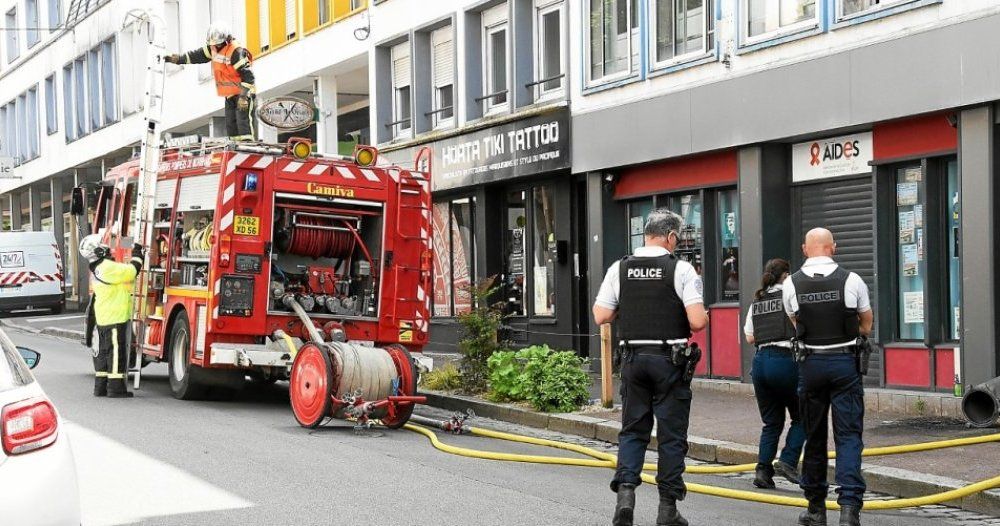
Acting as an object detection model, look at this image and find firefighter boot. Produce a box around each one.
[655,496,688,526]
[774,460,801,485]
[93,377,107,397]
[107,379,134,399]
[753,464,775,489]
[612,483,635,526]
[838,505,861,526]
[798,498,827,526]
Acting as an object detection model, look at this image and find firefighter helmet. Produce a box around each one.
[79,234,110,263]
[206,22,233,46]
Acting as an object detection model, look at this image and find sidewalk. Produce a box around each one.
[422,380,1000,515]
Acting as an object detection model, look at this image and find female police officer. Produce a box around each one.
[593,208,708,526]
[744,258,804,489]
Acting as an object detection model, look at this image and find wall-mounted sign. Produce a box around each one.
[792,132,873,183]
[257,96,316,132]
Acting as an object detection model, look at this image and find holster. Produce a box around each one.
[682,344,702,383]
[792,339,809,363]
[856,337,874,375]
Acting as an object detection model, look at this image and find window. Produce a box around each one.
[746,0,816,41]
[390,41,411,139]
[504,186,558,318]
[101,39,117,124]
[532,186,557,316]
[664,192,704,274]
[16,95,27,164]
[45,75,57,135]
[245,0,300,55]
[535,1,564,98]
[73,57,86,138]
[652,0,715,66]
[1,103,16,162]
[718,189,739,302]
[6,8,19,63]
[505,190,528,316]
[430,27,454,128]
[432,197,476,317]
[26,0,40,48]
[87,48,101,130]
[895,165,925,340]
[946,160,960,341]
[25,87,39,161]
[627,198,653,251]
[841,0,904,18]
[63,64,74,140]
[48,0,62,29]
[588,0,638,84]
[0,106,7,159]
[483,6,509,114]
[63,40,118,142]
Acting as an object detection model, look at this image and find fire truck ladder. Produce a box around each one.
[123,8,167,390]
[390,167,433,324]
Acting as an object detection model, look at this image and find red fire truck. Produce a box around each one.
[73,140,432,427]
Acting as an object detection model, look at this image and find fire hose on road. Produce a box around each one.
[403,415,1000,511]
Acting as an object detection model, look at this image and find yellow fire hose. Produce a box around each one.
[404,423,1000,511]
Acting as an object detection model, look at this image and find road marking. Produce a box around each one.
[26,314,85,322]
[65,422,253,526]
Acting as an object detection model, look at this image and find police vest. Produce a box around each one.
[617,254,691,341]
[790,266,860,346]
[212,41,250,97]
[750,289,795,346]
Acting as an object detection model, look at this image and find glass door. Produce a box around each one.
[504,190,527,317]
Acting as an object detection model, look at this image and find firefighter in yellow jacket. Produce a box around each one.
[80,234,144,398]
[164,23,256,140]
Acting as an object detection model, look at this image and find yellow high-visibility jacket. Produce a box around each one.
[91,258,140,326]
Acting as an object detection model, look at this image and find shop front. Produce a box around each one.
[611,151,742,379]
[384,107,578,354]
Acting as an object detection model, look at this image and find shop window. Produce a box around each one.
[946,160,960,341]
[534,1,564,99]
[587,0,638,84]
[895,165,925,340]
[505,190,528,316]
[718,189,739,302]
[840,0,905,19]
[651,0,714,67]
[430,26,454,128]
[627,197,653,251]
[432,197,476,317]
[664,192,703,273]
[744,0,816,42]
[503,186,560,317]
[390,41,412,139]
[532,187,557,316]
[482,5,509,114]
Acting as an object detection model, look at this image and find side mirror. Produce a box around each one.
[71,187,85,216]
[16,347,41,369]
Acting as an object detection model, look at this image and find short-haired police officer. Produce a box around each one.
[783,228,874,526]
[593,208,709,526]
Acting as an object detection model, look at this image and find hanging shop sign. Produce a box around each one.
[257,96,317,132]
[792,132,873,183]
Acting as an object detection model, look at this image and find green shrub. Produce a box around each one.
[457,276,510,393]
[486,344,591,413]
[420,363,462,391]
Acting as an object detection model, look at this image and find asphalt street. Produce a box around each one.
[4,319,997,526]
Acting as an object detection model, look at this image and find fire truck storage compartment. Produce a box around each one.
[268,194,384,319]
[172,173,219,288]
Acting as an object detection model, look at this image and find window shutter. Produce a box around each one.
[392,42,410,88]
[258,0,270,49]
[284,0,296,37]
[432,31,453,89]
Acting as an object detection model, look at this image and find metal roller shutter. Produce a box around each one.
[796,175,880,383]
[153,178,177,209]
[177,174,220,212]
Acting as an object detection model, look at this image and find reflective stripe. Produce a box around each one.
[248,97,256,139]
[108,373,125,379]
[233,57,249,70]
[111,327,120,375]
[95,372,108,378]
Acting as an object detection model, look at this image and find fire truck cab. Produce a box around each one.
[73,141,432,402]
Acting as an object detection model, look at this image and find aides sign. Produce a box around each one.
[792,132,872,182]
[257,96,316,132]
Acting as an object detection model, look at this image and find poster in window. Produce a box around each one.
[897,183,919,206]
[630,215,644,236]
[451,211,473,315]
[914,204,923,227]
[533,266,548,316]
[954,306,961,334]
[509,227,525,275]
[721,212,737,243]
[431,203,453,317]
[903,167,922,182]
[898,211,915,244]
[902,244,918,277]
[903,291,924,324]
[916,228,924,260]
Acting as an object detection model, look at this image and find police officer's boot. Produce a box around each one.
[797,498,827,526]
[838,505,860,526]
[93,377,107,397]
[612,483,635,526]
[655,496,688,526]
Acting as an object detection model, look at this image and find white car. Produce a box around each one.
[0,328,81,526]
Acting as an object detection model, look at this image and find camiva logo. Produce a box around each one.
[809,139,862,166]
[306,183,355,198]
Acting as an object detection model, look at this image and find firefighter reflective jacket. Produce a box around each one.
[179,40,255,98]
[90,258,140,326]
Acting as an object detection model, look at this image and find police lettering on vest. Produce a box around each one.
[790,267,859,346]
[617,255,691,341]
[750,290,795,345]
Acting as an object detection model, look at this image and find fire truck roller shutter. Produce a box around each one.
[177,174,221,212]
[154,178,178,209]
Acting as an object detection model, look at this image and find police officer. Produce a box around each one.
[593,208,709,526]
[744,258,804,489]
[782,228,873,526]
[80,234,145,399]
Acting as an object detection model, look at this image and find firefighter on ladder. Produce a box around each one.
[164,23,256,140]
[80,234,144,399]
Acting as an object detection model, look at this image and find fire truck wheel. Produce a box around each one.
[381,345,419,429]
[167,312,208,400]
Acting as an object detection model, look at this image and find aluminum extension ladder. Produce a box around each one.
[122,8,167,390]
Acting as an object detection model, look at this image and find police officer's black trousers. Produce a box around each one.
[95,322,130,395]
[798,353,866,507]
[224,95,256,139]
[613,352,691,501]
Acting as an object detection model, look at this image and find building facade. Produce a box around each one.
[2,0,999,394]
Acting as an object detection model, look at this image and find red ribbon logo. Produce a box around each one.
[809,143,821,166]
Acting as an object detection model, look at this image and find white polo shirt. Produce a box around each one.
[594,246,704,310]
[781,256,872,315]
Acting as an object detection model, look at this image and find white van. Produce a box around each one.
[0,231,65,314]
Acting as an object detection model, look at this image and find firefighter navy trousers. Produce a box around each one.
[95,322,130,394]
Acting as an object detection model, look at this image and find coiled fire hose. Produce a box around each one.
[403,418,1000,511]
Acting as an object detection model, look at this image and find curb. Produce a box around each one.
[0,317,40,334]
[40,326,85,340]
[422,390,1000,516]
